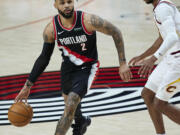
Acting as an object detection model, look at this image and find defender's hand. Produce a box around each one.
[15,86,30,103]
[119,62,133,82]
[138,56,157,78]
[128,56,144,66]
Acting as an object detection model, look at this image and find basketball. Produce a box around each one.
[8,102,33,127]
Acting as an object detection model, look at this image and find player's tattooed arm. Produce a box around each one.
[43,21,55,43]
[84,13,132,81]
[84,14,126,64]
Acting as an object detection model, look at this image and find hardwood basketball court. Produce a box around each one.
[0,0,180,134]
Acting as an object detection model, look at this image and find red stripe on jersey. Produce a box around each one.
[95,61,100,79]
[60,45,95,62]
[53,17,57,40]
[58,11,77,31]
[82,12,93,35]
[94,61,100,77]
[154,14,162,25]
[171,50,180,55]
[94,61,100,76]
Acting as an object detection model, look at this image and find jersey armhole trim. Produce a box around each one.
[81,12,93,35]
[154,13,162,25]
[53,17,57,40]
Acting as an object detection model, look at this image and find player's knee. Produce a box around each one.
[64,92,80,119]
[154,97,167,112]
[64,102,77,119]
[141,88,155,105]
[64,104,76,119]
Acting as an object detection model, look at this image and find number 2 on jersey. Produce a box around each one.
[81,43,87,51]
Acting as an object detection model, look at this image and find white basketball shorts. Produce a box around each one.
[145,54,180,101]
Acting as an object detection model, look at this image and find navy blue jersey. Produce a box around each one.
[53,11,98,66]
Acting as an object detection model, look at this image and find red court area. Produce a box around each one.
[0,66,148,100]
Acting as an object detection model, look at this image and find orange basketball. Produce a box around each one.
[8,102,33,127]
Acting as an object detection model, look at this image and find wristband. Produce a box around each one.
[25,80,34,89]
[119,58,126,63]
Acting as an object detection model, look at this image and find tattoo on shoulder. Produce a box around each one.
[43,33,48,42]
[90,15,125,62]
[43,22,54,42]
[90,14,118,36]
[90,15,104,28]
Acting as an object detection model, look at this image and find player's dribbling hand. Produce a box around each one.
[15,86,30,103]
[128,56,144,66]
[119,62,133,82]
[138,56,157,78]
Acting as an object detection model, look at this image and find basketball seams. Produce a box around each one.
[8,110,29,123]
[20,103,32,119]
[8,102,33,126]
[9,109,29,118]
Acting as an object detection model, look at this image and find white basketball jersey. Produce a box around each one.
[153,0,180,55]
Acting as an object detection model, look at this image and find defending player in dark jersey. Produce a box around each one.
[15,0,132,135]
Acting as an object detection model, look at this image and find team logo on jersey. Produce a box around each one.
[59,34,87,45]
[74,27,82,31]
[58,31,64,35]
[166,86,176,93]
[166,78,180,93]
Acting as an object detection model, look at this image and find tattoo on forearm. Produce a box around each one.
[113,32,126,62]
[55,92,80,135]
[90,15,126,62]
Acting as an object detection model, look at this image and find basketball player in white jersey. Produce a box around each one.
[15,0,132,135]
[129,0,180,134]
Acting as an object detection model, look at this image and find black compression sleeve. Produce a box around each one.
[28,42,55,83]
